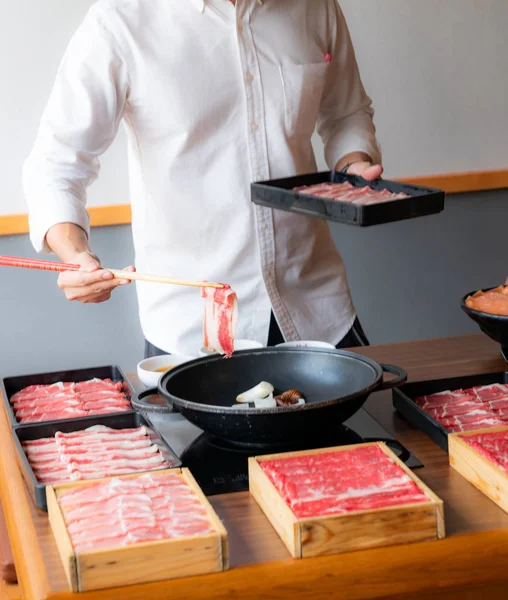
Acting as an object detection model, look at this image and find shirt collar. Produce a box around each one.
[188,0,264,12]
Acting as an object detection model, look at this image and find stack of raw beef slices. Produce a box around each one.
[57,472,216,553]
[11,378,131,423]
[260,445,427,518]
[462,429,508,471]
[23,425,169,485]
[293,181,409,205]
[415,383,508,432]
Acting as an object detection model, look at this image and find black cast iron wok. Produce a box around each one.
[131,348,407,446]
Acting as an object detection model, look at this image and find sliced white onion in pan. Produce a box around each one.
[230,394,304,409]
[236,381,274,403]
[253,394,277,409]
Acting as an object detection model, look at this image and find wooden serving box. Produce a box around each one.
[248,442,445,559]
[449,425,508,512]
[47,468,229,592]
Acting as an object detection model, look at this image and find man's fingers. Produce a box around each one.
[118,265,136,285]
[73,251,101,271]
[82,292,112,304]
[57,269,115,289]
[56,254,134,304]
[346,162,383,181]
[63,279,123,301]
[362,164,384,181]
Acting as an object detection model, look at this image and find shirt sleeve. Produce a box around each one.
[23,6,129,253]
[316,1,381,169]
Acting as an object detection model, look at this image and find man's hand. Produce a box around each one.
[335,152,383,182]
[344,161,383,182]
[57,251,135,304]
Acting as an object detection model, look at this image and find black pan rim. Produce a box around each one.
[157,347,383,415]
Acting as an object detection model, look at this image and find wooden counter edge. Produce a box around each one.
[0,403,51,600]
[40,528,508,600]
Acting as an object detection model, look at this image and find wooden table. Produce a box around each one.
[3,334,508,600]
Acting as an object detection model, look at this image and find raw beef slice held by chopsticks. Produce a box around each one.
[202,286,238,358]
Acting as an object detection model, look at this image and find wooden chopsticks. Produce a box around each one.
[0,256,225,289]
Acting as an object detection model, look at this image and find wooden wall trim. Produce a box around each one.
[1,169,506,237]
[397,169,508,194]
[0,205,132,237]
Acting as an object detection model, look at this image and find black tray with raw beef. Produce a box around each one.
[1,365,136,428]
[13,412,182,511]
[251,171,445,227]
[393,371,508,452]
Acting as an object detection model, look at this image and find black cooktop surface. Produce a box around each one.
[149,408,422,496]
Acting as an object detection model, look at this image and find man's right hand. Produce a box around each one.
[57,251,134,304]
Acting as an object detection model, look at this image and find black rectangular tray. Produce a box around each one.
[1,365,135,428]
[13,412,182,511]
[392,371,508,452]
[251,171,445,226]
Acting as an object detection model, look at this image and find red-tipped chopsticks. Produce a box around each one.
[0,256,225,289]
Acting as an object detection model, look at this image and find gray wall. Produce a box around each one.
[0,189,506,376]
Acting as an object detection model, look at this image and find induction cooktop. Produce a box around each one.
[148,408,422,496]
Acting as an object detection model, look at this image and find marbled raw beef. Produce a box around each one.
[261,445,427,518]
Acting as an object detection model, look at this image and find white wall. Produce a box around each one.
[1,0,507,218]
[0,0,127,218]
[339,0,508,178]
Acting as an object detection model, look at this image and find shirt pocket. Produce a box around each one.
[279,62,329,138]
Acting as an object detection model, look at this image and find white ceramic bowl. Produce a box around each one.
[276,340,336,350]
[137,354,195,388]
[199,338,264,357]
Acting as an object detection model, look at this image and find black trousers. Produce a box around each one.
[145,314,369,358]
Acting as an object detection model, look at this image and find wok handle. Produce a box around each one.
[131,388,174,414]
[378,364,407,390]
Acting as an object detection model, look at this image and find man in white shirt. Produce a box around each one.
[24,0,382,357]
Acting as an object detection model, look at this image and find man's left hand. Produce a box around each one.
[335,152,383,182]
[344,161,383,182]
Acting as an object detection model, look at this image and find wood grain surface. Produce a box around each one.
[0,580,20,600]
[449,426,508,514]
[3,334,508,599]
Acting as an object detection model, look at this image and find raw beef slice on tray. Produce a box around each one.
[260,445,427,518]
[292,181,409,205]
[22,425,169,485]
[464,384,508,402]
[57,472,216,553]
[414,383,508,433]
[10,378,131,423]
[462,429,508,471]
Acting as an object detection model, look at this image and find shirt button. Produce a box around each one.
[251,122,259,133]
[246,72,254,83]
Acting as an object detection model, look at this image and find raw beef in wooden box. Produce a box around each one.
[47,469,228,592]
[249,442,444,558]
[449,425,508,512]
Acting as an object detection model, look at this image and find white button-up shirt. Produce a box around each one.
[24,0,381,354]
